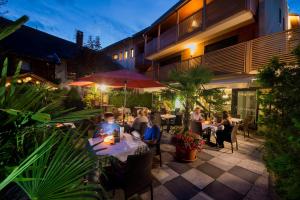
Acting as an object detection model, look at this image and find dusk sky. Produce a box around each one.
[2,0,300,47]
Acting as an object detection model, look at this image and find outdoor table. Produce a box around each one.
[161,114,176,133]
[202,123,218,138]
[88,133,147,162]
[231,118,243,123]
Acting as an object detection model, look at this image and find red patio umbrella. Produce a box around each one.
[74,69,164,88]
[69,69,165,123]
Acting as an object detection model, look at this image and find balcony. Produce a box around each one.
[145,0,258,60]
[153,28,300,81]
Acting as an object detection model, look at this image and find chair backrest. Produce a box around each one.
[231,125,239,142]
[124,151,153,196]
[175,115,183,126]
[139,122,148,137]
[190,120,202,135]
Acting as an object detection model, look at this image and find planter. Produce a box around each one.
[176,145,198,162]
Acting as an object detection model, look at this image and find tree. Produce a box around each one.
[257,45,300,200]
[94,36,102,51]
[85,35,102,51]
[168,66,213,130]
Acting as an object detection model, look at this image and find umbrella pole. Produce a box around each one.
[123,81,127,125]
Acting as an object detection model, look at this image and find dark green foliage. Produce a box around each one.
[257,45,300,200]
[0,18,103,198]
[168,67,213,130]
[64,87,84,110]
[109,90,152,109]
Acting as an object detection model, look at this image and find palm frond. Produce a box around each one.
[16,129,102,200]
[0,15,28,41]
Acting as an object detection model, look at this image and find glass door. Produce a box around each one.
[237,90,257,120]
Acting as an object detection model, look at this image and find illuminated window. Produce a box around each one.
[124,50,128,59]
[119,52,123,60]
[113,54,118,60]
[130,48,134,58]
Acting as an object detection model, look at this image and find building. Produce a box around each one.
[0,17,121,85]
[101,29,151,73]
[139,0,300,120]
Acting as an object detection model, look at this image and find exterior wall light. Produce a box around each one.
[187,43,197,56]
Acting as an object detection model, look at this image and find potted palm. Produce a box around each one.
[175,130,205,162]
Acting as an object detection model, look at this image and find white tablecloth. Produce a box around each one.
[231,118,243,123]
[88,133,147,162]
[202,123,218,137]
[161,114,176,119]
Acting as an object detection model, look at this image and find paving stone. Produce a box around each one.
[208,157,235,171]
[190,192,214,200]
[228,166,259,184]
[182,168,214,189]
[151,165,179,184]
[140,185,177,200]
[217,172,252,195]
[188,159,205,168]
[161,152,174,164]
[164,176,201,200]
[198,151,214,161]
[197,162,225,179]
[161,144,176,153]
[202,148,221,157]
[237,160,266,175]
[203,181,243,200]
[167,161,192,174]
[217,154,242,165]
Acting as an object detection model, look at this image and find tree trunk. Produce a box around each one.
[183,98,190,131]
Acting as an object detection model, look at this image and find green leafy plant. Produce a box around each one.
[0,16,103,199]
[257,45,300,200]
[168,66,213,130]
[109,90,152,109]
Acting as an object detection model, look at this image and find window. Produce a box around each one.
[124,50,128,59]
[130,48,134,58]
[113,54,118,60]
[119,52,123,60]
[279,8,282,24]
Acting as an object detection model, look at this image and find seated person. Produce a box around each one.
[94,112,120,138]
[131,109,149,133]
[216,111,233,148]
[190,107,204,135]
[143,114,160,145]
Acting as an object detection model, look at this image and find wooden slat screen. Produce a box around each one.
[202,42,247,73]
[251,28,300,71]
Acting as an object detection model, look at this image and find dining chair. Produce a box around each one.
[113,151,153,200]
[148,126,163,167]
[139,122,148,137]
[224,125,239,153]
[190,120,203,135]
[239,116,253,138]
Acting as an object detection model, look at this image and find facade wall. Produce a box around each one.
[258,0,288,36]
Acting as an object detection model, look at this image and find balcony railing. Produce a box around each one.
[152,28,300,81]
[179,10,202,39]
[145,38,157,56]
[145,0,257,57]
[160,25,177,49]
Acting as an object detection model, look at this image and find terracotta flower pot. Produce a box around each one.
[176,145,197,162]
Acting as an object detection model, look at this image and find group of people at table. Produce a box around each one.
[92,106,237,149]
[191,107,236,148]
[93,109,160,145]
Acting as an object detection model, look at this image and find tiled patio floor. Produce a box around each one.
[114,132,270,200]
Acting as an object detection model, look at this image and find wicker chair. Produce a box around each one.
[224,125,239,153]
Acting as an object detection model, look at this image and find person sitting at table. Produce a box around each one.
[216,111,233,148]
[190,107,204,135]
[131,109,149,133]
[94,112,120,138]
[143,113,160,145]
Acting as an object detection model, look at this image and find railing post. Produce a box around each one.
[144,34,148,56]
[245,41,252,73]
[157,24,161,51]
[176,11,180,41]
[202,0,207,31]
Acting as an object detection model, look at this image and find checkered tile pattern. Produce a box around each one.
[113,132,270,200]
